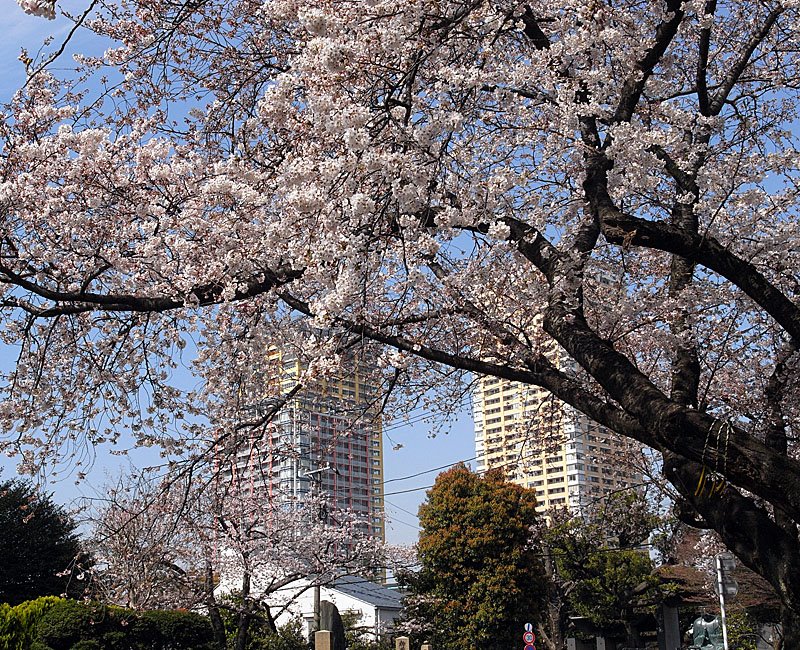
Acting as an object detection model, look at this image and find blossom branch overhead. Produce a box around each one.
[6,0,800,639]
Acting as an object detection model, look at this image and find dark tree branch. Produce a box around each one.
[519,6,551,50]
[0,265,303,315]
[600,211,800,344]
[664,451,800,617]
[696,0,718,116]
[611,0,685,124]
[463,215,560,282]
[542,301,800,522]
[708,7,783,115]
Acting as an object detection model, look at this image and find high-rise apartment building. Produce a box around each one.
[220,346,385,540]
[473,354,641,515]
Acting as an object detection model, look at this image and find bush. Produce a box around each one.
[133,609,216,649]
[30,642,54,650]
[70,641,103,650]
[256,618,308,650]
[34,599,111,650]
[31,598,216,650]
[0,596,64,650]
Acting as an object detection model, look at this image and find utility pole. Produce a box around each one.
[303,462,334,635]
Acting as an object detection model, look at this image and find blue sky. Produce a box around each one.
[0,4,74,96]
[0,4,477,546]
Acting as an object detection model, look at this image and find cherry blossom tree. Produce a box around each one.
[87,471,396,650]
[7,0,800,641]
[86,474,208,612]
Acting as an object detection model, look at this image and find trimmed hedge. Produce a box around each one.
[130,609,218,649]
[1,597,216,650]
[0,596,63,650]
[34,599,113,650]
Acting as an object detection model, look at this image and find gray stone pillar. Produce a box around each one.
[595,637,606,650]
[395,637,410,650]
[421,644,432,650]
[662,603,681,650]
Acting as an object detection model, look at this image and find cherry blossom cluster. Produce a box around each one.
[16,0,55,19]
[88,469,406,612]
[0,0,796,463]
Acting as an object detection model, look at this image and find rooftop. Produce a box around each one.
[332,575,403,610]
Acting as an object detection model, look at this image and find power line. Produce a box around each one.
[384,499,420,520]
[384,513,421,530]
[379,441,535,494]
[379,457,647,508]
[383,456,477,485]
[384,499,423,530]
[383,483,436,497]
[379,453,524,497]
[381,395,472,434]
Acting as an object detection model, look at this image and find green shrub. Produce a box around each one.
[32,599,217,650]
[253,618,308,650]
[29,641,53,650]
[70,641,103,650]
[34,600,111,650]
[134,609,216,650]
[0,596,64,650]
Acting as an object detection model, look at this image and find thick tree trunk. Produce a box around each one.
[665,452,800,646]
[235,572,253,650]
[777,606,800,650]
[204,562,228,650]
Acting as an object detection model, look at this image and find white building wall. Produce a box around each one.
[216,573,401,641]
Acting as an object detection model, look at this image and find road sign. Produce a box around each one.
[524,645,535,650]
[713,577,739,597]
[523,631,535,643]
[717,552,736,572]
[524,623,533,633]
[715,552,738,598]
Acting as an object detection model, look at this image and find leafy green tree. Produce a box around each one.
[0,479,88,605]
[546,492,667,647]
[401,466,546,650]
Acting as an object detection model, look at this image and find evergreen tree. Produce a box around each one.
[0,479,86,604]
[546,492,667,647]
[401,466,546,650]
